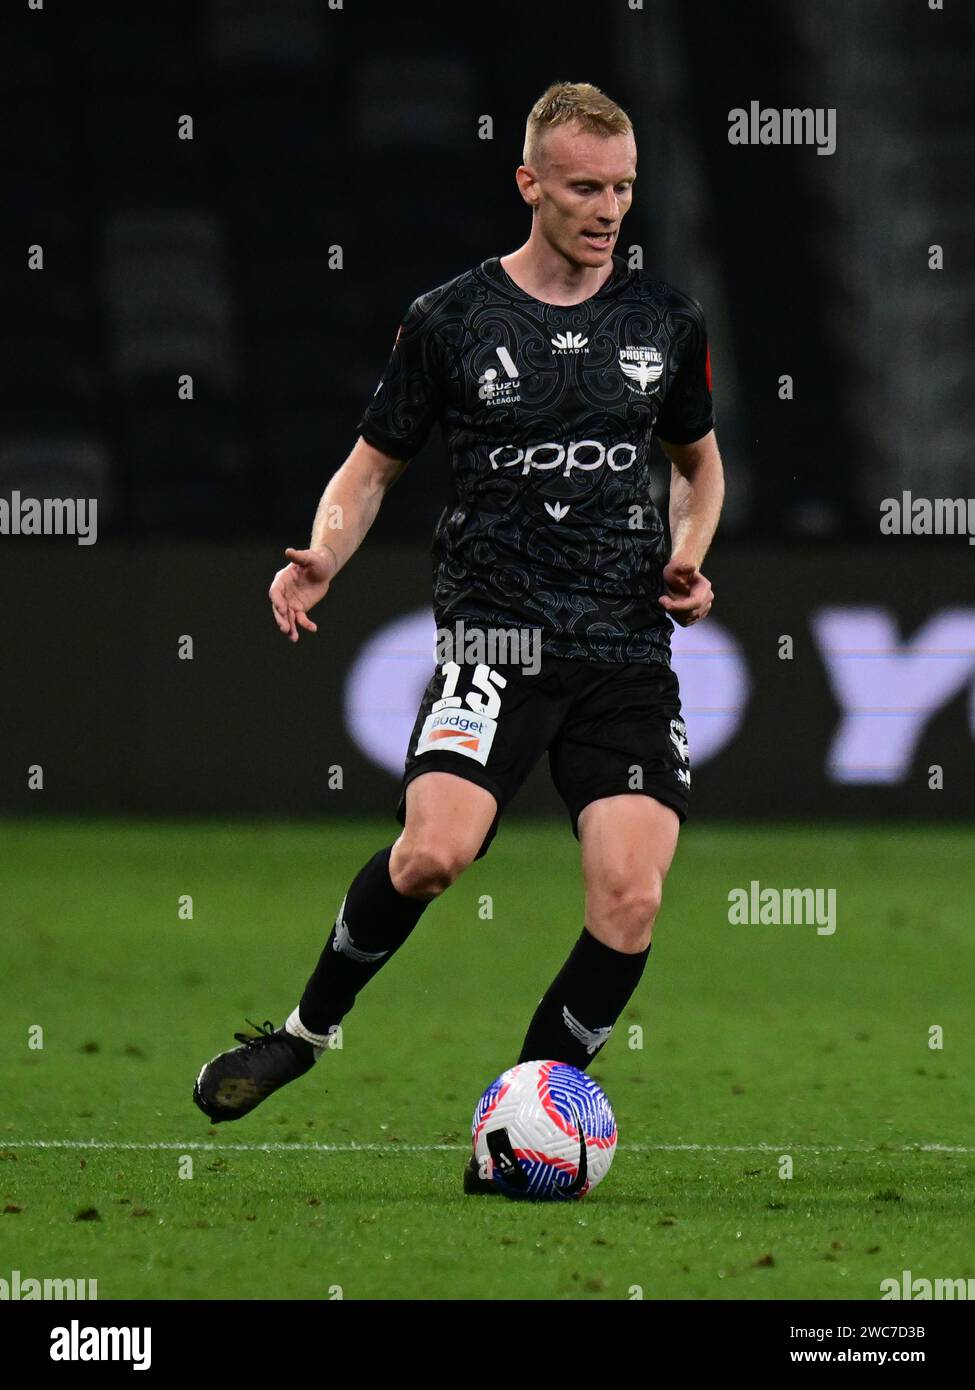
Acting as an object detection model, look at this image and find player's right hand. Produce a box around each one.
[268,546,337,643]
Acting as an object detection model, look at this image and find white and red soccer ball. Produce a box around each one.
[471,1059,617,1200]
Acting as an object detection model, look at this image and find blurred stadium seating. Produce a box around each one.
[3,0,968,543]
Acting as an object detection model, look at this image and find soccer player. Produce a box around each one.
[194,82,724,1191]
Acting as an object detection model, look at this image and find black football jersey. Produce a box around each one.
[356,254,714,665]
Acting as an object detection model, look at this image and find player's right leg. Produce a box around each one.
[192,772,496,1124]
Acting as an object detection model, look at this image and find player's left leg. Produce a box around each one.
[578,793,679,950]
[464,791,679,1194]
[517,794,679,1068]
[465,657,688,1191]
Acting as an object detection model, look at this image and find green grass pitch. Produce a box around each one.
[2,819,973,1301]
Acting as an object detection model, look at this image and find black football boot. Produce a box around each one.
[193,1020,315,1123]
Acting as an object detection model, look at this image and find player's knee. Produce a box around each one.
[591,876,662,951]
[389,836,472,899]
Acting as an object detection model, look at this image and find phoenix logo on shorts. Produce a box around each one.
[669,717,691,786]
[619,345,664,394]
[415,709,497,766]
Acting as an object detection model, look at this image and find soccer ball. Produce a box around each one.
[471,1059,617,1200]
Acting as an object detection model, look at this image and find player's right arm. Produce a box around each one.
[270,290,442,642]
[268,437,405,643]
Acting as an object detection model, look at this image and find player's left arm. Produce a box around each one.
[657,429,725,626]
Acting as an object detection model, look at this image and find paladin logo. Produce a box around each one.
[478,346,520,406]
[619,345,664,394]
[551,332,589,354]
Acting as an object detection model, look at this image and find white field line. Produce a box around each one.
[3,1139,973,1155]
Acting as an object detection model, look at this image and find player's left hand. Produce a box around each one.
[658,557,714,626]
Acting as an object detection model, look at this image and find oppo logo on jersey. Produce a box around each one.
[489,440,637,477]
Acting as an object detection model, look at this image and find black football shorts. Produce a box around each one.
[395,654,690,859]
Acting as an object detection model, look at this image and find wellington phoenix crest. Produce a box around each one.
[619,345,664,394]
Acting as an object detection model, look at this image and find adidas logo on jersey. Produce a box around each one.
[551,332,589,354]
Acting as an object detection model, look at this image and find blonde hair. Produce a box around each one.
[523,82,633,168]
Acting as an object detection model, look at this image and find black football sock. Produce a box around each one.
[286,846,431,1051]
[518,927,651,1070]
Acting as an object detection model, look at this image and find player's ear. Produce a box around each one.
[514,165,539,207]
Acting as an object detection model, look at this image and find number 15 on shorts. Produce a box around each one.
[416,661,507,765]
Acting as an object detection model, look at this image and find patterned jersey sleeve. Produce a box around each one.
[356,294,444,460]
[654,297,715,446]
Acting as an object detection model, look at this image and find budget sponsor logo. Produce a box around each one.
[415,708,497,766]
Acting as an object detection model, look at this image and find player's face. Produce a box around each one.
[528,126,637,268]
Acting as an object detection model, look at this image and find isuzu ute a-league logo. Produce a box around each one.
[478,346,521,406]
[619,345,664,394]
